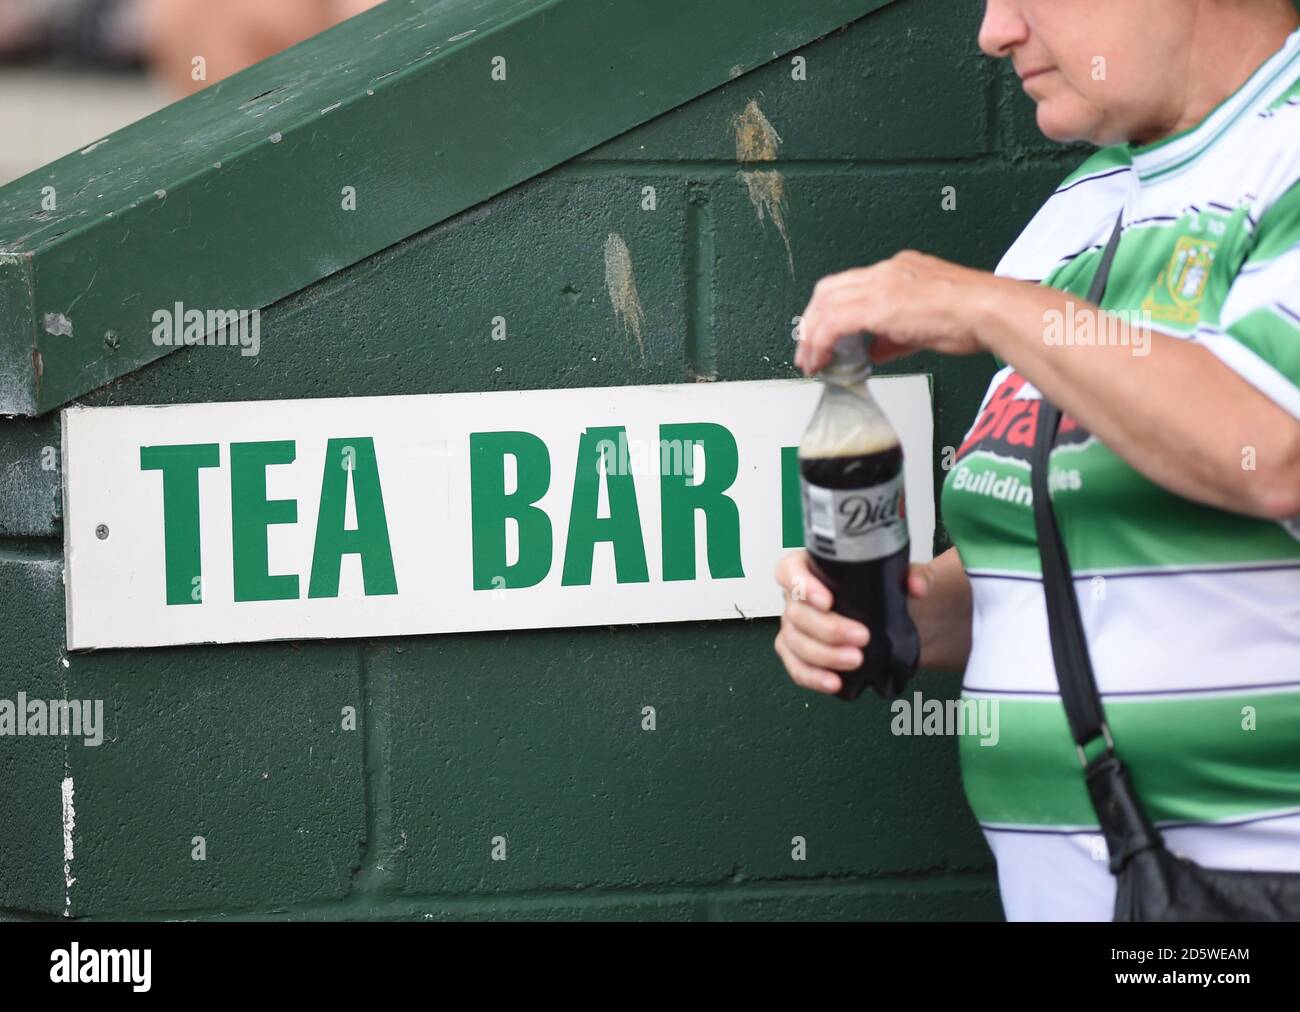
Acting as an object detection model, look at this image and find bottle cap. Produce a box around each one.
[826,333,871,376]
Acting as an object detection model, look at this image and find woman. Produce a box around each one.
[775,0,1300,921]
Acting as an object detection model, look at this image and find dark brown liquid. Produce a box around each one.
[800,446,920,701]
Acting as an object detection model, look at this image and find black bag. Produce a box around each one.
[1030,211,1300,921]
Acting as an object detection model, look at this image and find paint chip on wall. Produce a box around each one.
[732,99,794,277]
[62,775,76,916]
[604,233,646,363]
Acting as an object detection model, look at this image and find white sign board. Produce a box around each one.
[62,377,933,650]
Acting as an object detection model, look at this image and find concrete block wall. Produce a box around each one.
[0,0,1089,920]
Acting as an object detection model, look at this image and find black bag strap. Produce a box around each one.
[1030,210,1166,873]
[1030,210,1124,752]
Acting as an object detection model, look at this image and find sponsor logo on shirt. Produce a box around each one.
[955,372,1093,465]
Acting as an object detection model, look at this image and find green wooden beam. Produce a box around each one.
[0,0,893,416]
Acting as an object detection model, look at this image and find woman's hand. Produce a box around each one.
[773,549,951,693]
[794,250,999,375]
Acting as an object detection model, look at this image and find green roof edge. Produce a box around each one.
[0,0,893,415]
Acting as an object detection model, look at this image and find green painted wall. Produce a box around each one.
[0,0,1087,920]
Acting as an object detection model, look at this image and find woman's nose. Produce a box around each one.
[978,0,1030,59]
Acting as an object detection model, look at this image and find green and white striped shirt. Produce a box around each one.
[942,26,1300,920]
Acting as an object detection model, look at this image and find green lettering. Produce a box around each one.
[469,431,552,589]
[230,440,299,602]
[140,443,220,605]
[562,426,649,586]
[781,445,805,548]
[660,423,743,580]
[308,438,397,598]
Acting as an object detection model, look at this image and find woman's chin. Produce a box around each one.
[1034,103,1107,146]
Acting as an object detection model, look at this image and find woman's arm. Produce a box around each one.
[908,545,972,674]
[976,279,1300,520]
[794,251,1300,521]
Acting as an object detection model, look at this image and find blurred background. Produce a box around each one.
[0,0,382,184]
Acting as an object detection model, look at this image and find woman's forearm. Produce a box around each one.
[910,545,972,674]
[976,280,1300,520]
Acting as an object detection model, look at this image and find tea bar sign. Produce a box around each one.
[61,377,934,650]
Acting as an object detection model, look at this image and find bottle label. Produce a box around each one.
[801,472,909,562]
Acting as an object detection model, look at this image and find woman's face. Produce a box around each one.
[979,0,1193,145]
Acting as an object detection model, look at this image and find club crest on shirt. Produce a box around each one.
[955,371,1093,464]
[1141,234,1219,326]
